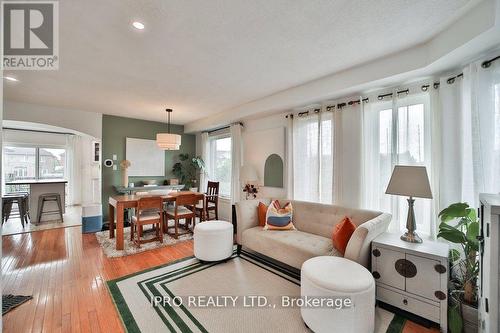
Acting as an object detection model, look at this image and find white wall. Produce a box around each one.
[197,112,289,221]
[242,113,288,199]
[2,102,103,206]
[3,100,102,139]
[3,129,67,146]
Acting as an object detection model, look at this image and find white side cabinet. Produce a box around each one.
[479,194,500,333]
[371,233,449,332]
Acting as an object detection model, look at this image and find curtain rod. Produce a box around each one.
[3,127,76,136]
[204,122,243,134]
[285,53,499,119]
[481,55,500,68]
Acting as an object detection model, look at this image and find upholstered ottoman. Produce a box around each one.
[300,256,375,333]
[194,221,234,261]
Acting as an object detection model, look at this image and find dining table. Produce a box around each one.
[108,191,205,250]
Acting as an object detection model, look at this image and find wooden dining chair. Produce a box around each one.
[165,194,197,239]
[195,181,219,221]
[130,196,163,248]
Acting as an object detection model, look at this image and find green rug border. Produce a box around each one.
[386,314,406,333]
[107,253,409,333]
[106,255,198,333]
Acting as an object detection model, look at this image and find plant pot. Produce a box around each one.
[189,187,198,193]
[461,303,478,333]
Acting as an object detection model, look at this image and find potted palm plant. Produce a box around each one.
[437,202,480,333]
[172,153,206,191]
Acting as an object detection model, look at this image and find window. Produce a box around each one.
[366,94,432,235]
[293,111,334,203]
[3,146,67,182]
[39,148,66,179]
[3,147,36,181]
[209,136,232,198]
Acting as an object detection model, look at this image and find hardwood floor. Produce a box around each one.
[2,226,438,333]
[2,226,193,333]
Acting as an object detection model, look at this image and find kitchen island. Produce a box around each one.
[5,179,67,223]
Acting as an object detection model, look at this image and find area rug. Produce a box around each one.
[96,227,193,258]
[107,251,407,332]
[2,294,32,315]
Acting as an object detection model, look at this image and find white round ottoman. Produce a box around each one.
[194,220,233,261]
[301,256,375,333]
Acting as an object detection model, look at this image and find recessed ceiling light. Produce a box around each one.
[132,21,145,30]
[3,76,18,82]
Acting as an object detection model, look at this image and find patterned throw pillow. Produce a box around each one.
[264,200,295,230]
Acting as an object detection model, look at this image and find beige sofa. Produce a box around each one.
[235,199,391,269]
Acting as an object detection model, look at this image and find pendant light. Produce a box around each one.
[156,108,181,150]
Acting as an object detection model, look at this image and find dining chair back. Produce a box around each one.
[204,181,219,220]
[206,181,219,205]
[130,196,163,248]
[137,196,163,212]
[165,193,198,239]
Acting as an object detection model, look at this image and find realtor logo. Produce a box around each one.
[1,1,59,70]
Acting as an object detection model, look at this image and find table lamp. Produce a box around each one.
[385,165,432,243]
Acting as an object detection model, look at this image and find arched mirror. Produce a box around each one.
[264,154,284,188]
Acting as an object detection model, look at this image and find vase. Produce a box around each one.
[122,169,128,187]
[461,303,478,333]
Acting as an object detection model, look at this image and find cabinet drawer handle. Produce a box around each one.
[435,291,447,300]
[403,299,408,305]
[372,249,381,257]
[434,264,447,274]
[395,259,417,278]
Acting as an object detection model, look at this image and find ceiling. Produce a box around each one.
[4,0,478,125]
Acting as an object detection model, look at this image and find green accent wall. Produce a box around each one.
[101,114,196,221]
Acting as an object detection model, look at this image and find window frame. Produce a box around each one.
[3,143,67,181]
[208,133,232,199]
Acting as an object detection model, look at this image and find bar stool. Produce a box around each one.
[2,193,29,227]
[37,193,64,224]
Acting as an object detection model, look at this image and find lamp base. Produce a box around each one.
[400,196,423,243]
[400,231,423,243]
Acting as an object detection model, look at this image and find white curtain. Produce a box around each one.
[292,108,334,203]
[363,90,434,235]
[337,101,364,208]
[199,132,210,193]
[285,115,294,199]
[473,60,500,196]
[438,68,475,208]
[438,61,500,209]
[230,124,243,204]
[285,54,500,239]
[66,135,82,206]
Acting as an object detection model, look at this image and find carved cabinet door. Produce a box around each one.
[405,254,444,301]
[372,247,405,290]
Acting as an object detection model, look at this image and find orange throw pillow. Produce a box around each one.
[257,202,268,227]
[332,217,357,255]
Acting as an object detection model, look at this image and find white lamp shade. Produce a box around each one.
[385,165,432,199]
[156,133,181,150]
[240,165,258,182]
